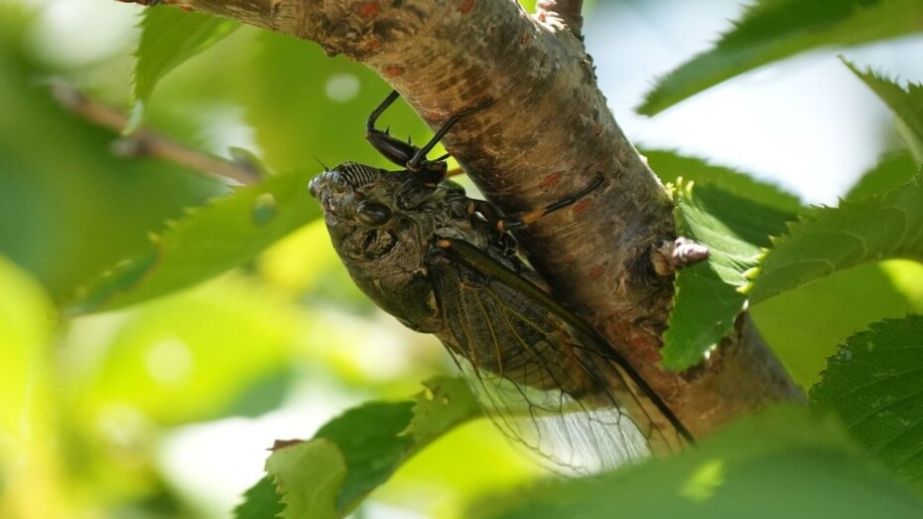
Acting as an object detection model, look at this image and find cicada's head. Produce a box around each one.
[309,162,433,263]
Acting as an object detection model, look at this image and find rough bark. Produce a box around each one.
[121,0,804,438]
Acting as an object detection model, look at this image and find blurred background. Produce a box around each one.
[0,0,921,517]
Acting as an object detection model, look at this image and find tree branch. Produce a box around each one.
[50,82,260,185]
[115,0,803,437]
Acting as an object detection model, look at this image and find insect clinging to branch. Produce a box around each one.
[309,91,693,471]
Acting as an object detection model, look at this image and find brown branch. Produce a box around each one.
[50,82,261,185]
[114,0,803,437]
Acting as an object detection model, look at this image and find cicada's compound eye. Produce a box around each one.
[357,201,392,226]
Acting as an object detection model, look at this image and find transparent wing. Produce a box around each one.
[428,243,688,473]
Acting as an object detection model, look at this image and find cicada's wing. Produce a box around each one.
[427,239,690,473]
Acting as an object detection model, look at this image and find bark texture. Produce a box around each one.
[123,0,803,437]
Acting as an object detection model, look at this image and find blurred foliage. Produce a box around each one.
[134,7,239,107]
[0,4,221,301]
[638,0,923,115]
[473,406,923,518]
[68,169,320,313]
[1,0,923,518]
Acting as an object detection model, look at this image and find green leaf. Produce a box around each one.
[236,377,481,518]
[68,169,320,314]
[233,476,283,519]
[638,0,923,116]
[811,316,923,493]
[267,439,347,519]
[662,181,795,370]
[134,6,239,105]
[846,150,921,200]
[752,261,923,388]
[747,176,923,303]
[752,156,923,387]
[844,59,923,162]
[409,376,480,445]
[475,406,923,519]
[315,401,416,511]
[644,149,803,214]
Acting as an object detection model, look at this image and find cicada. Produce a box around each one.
[309,91,693,471]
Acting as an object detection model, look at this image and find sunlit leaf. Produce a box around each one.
[846,150,920,200]
[0,257,51,439]
[267,439,346,519]
[0,257,60,518]
[68,169,319,313]
[811,316,923,492]
[236,377,481,518]
[638,0,923,115]
[475,406,923,519]
[752,261,923,388]
[663,181,794,370]
[844,59,923,162]
[134,6,239,105]
[747,175,923,303]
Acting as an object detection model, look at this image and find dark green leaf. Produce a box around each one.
[475,406,923,519]
[844,59,923,162]
[747,176,923,303]
[235,377,481,518]
[645,149,803,214]
[233,477,283,519]
[663,181,794,370]
[638,0,923,116]
[68,169,320,313]
[811,315,923,493]
[314,401,416,511]
[134,6,239,105]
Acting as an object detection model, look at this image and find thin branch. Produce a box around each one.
[50,82,261,185]
[536,0,584,38]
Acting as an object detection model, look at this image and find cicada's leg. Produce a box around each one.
[366,90,492,187]
[469,174,605,233]
[405,98,494,177]
[366,90,420,168]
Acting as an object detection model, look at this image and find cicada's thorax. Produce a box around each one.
[310,163,510,333]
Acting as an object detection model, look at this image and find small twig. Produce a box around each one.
[50,82,261,185]
[536,0,584,38]
[652,237,710,276]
